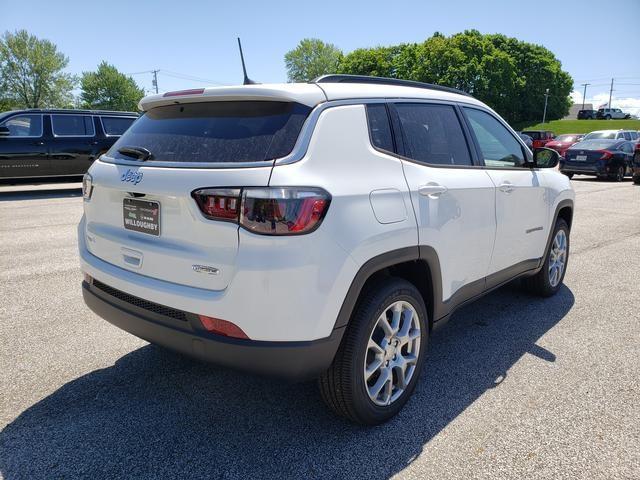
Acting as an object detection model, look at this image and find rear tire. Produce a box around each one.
[522,218,570,297]
[318,278,428,425]
[633,175,640,185]
[611,165,625,182]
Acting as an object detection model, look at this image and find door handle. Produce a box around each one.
[33,141,45,146]
[90,140,99,145]
[499,182,514,193]
[418,184,448,198]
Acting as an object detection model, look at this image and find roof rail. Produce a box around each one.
[17,108,139,116]
[313,74,471,97]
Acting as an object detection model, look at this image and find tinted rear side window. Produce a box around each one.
[522,131,541,140]
[52,115,95,136]
[395,103,472,166]
[366,104,394,153]
[101,116,136,136]
[108,101,311,163]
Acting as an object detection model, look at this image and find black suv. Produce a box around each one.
[0,109,137,180]
[577,109,597,120]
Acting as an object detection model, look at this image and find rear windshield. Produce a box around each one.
[571,140,618,150]
[555,135,580,142]
[584,131,616,140]
[107,101,311,163]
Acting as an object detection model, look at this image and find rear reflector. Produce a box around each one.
[198,315,249,339]
[191,187,331,235]
[163,88,205,97]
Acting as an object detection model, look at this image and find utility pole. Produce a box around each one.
[581,83,590,110]
[152,69,159,94]
[542,88,550,124]
[608,78,614,109]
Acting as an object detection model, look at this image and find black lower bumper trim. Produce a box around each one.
[82,282,343,381]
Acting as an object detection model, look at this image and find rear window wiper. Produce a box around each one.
[117,146,154,161]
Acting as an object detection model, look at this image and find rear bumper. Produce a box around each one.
[82,280,344,381]
[560,163,606,175]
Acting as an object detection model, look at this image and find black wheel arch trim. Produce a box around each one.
[538,199,573,269]
[334,246,421,330]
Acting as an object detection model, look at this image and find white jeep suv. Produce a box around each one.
[79,75,574,425]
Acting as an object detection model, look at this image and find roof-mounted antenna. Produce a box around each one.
[237,37,258,85]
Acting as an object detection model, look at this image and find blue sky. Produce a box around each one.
[3,0,640,112]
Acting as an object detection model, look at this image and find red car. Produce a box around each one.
[521,130,555,149]
[545,134,585,158]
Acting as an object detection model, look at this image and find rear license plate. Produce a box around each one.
[123,198,160,236]
[576,155,587,161]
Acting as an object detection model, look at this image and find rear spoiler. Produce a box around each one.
[139,84,326,111]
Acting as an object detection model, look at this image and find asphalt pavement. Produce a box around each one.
[0,178,638,479]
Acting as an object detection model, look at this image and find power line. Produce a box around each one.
[574,75,640,83]
[160,70,228,85]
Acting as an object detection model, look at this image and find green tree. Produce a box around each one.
[0,96,18,112]
[80,61,144,111]
[336,30,573,123]
[284,38,343,82]
[486,33,573,123]
[337,46,399,78]
[0,30,76,108]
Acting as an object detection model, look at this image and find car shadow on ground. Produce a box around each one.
[570,176,630,183]
[0,187,82,201]
[0,284,574,480]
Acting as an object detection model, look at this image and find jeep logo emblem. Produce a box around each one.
[121,169,143,185]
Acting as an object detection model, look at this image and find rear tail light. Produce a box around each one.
[598,150,613,160]
[192,188,241,221]
[198,315,249,339]
[82,173,93,200]
[192,187,331,235]
[241,187,330,235]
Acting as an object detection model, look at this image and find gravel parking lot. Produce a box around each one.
[0,178,638,479]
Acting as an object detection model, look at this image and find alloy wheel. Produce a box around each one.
[548,229,567,287]
[363,301,421,406]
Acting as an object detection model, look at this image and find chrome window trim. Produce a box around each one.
[98,115,138,137]
[0,113,44,138]
[51,113,96,138]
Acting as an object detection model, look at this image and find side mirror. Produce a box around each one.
[0,126,10,137]
[533,147,560,168]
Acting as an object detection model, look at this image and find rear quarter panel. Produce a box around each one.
[268,104,418,338]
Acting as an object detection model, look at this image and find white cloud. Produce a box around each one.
[571,90,640,117]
